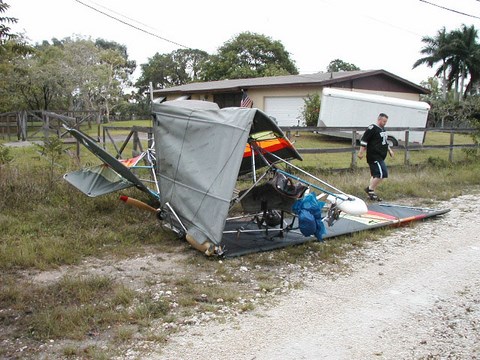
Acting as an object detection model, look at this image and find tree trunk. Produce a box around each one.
[459,64,465,101]
[442,62,447,101]
[454,77,459,102]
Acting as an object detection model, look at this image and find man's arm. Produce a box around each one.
[358,125,372,159]
[357,146,366,159]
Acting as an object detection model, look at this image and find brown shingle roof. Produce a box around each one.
[152,69,428,95]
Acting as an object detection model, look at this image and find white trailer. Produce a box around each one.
[317,88,430,145]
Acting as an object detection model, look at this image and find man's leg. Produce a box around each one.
[365,178,382,201]
[366,162,383,192]
[369,177,382,192]
[365,161,388,201]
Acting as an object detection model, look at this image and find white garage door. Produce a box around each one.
[264,97,305,127]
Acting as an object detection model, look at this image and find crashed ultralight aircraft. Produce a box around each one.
[63,100,447,257]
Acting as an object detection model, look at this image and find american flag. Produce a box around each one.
[240,90,253,108]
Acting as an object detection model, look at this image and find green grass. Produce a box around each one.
[424,130,474,145]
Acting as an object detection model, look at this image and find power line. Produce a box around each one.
[73,0,191,49]
[86,0,158,32]
[419,0,480,20]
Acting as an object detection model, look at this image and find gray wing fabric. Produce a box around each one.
[153,101,254,246]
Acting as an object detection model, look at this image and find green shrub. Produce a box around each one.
[300,93,320,127]
[0,144,13,165]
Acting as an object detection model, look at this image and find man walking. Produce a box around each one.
[357,113,394,201]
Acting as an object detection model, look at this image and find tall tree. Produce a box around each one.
[201,32,298,81]
[0,41,27,111]
[5,37,135,115]
[171,48,209,82]
[137,53,174,92]
[414,25,480,100]
[447,25,480,99]
[12,43,71,110]
[136,48,208,93]
[0,0,33,112]
[95,38,136,77]
[326,59,360,72]
[413,27,452,100]
[62,37,133,120]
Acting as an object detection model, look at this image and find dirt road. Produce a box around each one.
[155,194,480,359]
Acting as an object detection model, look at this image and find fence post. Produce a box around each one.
[404,130,410,165]
[96,111,101,142]
[133,130,140,154]
[103,126,106,149]
[351,130,357,168]
[449,130,454,162]
[148,127,153,149]
[76,137,80,158]
[43,112,50,139]
[17,110,27,141]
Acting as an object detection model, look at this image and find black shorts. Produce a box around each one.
[369,160,388,179]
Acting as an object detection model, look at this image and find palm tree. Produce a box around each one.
[413,27,452,100]
[448,25,480,98]
[414,25,480,101]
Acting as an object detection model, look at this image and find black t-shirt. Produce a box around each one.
[360,124,388,162]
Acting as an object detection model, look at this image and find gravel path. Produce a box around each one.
[155,194,480,360]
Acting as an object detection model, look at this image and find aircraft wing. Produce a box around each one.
[64,164,134,197]
[63,127,158,199]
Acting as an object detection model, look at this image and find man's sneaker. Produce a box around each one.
[364,187,382,201]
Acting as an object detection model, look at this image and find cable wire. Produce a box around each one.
[419,0,480,20]
[85,0,158,32]
[74,0,191,49]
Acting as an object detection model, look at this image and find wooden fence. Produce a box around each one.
[1,111,478,167]
[101,126,153,158]
[282,126,478,166]
[0,110,101,141]
[97,125,478,167]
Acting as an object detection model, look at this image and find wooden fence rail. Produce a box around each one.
[0,110,101,141]
[2,113,478,168]
[282,126,478,167]
[97,125,477,167]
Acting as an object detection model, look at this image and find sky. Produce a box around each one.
[7,0,480,86]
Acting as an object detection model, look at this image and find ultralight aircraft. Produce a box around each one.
[63,100,446,257]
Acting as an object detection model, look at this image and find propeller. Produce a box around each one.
[119,195,158,214]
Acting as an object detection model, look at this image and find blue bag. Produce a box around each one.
[292,192,326,241]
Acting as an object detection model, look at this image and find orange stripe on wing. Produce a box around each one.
[243,138,292,157]
[364,210,398,221]
[119,154,142,168]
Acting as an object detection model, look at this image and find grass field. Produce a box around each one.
[0,122,479,359]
